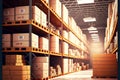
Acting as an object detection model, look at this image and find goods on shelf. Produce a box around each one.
[63,58,68,74]
[2,34,11,48]
[68,17,76,31]
[61,30,68,39]
[56,65,62,75]
[68,59,73,72]
[39,37,49,50]
[61,42,68,55]
[62,4,68,25]
[50,0,61,17]
[2,65,30,80]
[50,36,59,53]
[41,10,47,27]
[50,66,57,77]
[32,57,49,79]
[3,8,15,22]
[5,54,25,65]
[13,33,38,48]
[15,6,41,24]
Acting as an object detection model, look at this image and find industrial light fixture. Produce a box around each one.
[83,17,96,22]
[77,0,94,4]
[89,30,98,33]
[90,33,99,36]
[88,26,97,31]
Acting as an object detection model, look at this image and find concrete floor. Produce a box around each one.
[51,69,117,80]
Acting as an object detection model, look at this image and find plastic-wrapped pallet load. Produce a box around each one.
[50,0,61,17]
[39,37,49,50]
[2,34,11,48]
[32,57,49,79]
[56,65,62,75]
[3,8,15,22]
[50,36,59,53]
[13,33,38,48]
[15,6,41,24]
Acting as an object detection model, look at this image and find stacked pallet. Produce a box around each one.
[50,36,59,53]
[13,33,39,48]
[3,5,47,27]
[2,34,11,48]
[32,57,49,79]
[3,66,30,80]
[92,53,118,77]
[2,54,30,80]
[39,37,49,50]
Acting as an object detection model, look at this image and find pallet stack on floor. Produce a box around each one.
[2,54,30,80]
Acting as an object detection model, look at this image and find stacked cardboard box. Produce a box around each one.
[5,54,25,65]
[3,8,14,22]
[39,37,49,50]
[2,66,30,80]
[15,6,41,24]
[32,57,49,79]
[63,58,68,74]
[92,54,118,77]
[61,42,68,55]
[50,0,61,17]
[13,33,38,48]
[2,34,11,48]
[50,36,59,53]
[62,4,68,25]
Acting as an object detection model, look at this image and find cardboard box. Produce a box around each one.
[2,34,11,42]
[61,42,68,54]
[2,41,11,48]
[50,0,61,17]
[3,15,14,22]
[13,41,38,48]
[32,63,48,70]
[32,57,49,63]
[13,33,38,42]
[3,8,14,16]
[62,4,68,25]
[39,37,49,50]
[32,70,48,78]
[41,11,47,27]
[62,30,68,39]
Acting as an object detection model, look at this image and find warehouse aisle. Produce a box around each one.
[51,69,117,80]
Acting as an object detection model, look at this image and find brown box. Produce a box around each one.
[2,41,11,48]
[32,63,48,70]
[11,75,30,80]
[32,70,48,79]
[13,33,38,42]
[13,41,38,48]
[32,57,49,63]
[2,34,11,42]
[3,8,14,16]
[50,0,61,17]
[3,15,14,22]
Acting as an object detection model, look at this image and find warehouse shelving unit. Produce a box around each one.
[2,0,90,80]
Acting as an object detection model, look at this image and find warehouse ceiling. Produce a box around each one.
[60,0,114,46]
